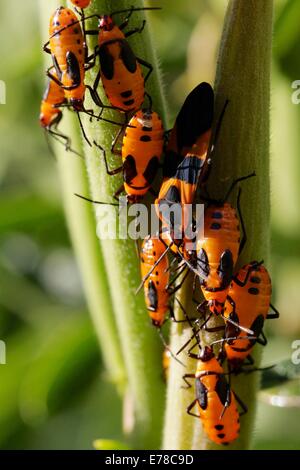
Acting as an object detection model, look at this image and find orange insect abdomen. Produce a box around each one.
[140,236,169,327]
[40,75,65,128]
[197,390,240,445]
[224,263,272,364]
[70,0,91,7]
[49,7,85,104]
[98,26,145,112]
[195,355,240,445]
[197,204,240,314]
[122,110,164,198]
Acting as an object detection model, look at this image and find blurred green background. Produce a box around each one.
[0,0,299,450]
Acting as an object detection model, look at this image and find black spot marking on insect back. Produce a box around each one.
[217,433,225,439]
[121,90,132,98]
[215,425,224,431]
[212,211,223,219]
[123,99,135,106]
[120,40,137,73]
[250,276,261,284]
[142,126,152,132]
[248,287,259,295]
[99,45,114,80]
[140,135,151,142]
[211,222,221,230]
[143,157,159,184]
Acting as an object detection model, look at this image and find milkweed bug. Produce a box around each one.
[221,262,279,371]
[70,0,91,8]
[194,174,256,329]
[155,83,228,265]
[183,346,245,446]
[39,72,82,157]
[43,7,96,145]
[139,235,190,367]
[76,108,164,203]
[58,7,161,113]
[179,310,247,446]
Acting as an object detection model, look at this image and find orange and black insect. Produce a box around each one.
[77,109,164,204]
[73,7,160,113]
[140,236,171,328]
[155,83,228,265]
[70,1,92,43]
[140,236,189,325]
[43,7,93,144]
[183,346,245,446]
[162,82,214,180]
[136,84,217,292]
[70,0,91,8]
[222,261,279,371]
[139,235,187,366]
[44,7,86,109]
[194,175,256,331]
[39,71,82,157]
[156,83,214,243]
[39,72,67,146]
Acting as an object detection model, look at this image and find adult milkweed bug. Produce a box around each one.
[162,82,214,179]
[221,261,279,372]
[155,83,228,264]
[183,346,245,446]
[76,108,164,203]
[43,7,94,145]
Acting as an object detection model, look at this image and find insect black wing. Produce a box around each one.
[163,82,214,178]
[176,82,214,153]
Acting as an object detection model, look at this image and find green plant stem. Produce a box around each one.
[39,0,126,393]
[163,275,200,450]
[78,0,169,448]
[164,0,273,451]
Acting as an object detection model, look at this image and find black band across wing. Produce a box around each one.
[174,156,204,185]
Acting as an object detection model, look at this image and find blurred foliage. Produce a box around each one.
[0,0,299,449]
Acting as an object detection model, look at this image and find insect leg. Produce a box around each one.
[182,375,196,390]
[137,57,153,82]
[233,391,248,416]
[125,20,146,38]
[267,303,280,319]
[93,140,123,175]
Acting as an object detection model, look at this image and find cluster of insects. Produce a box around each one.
[40,2,279,447]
